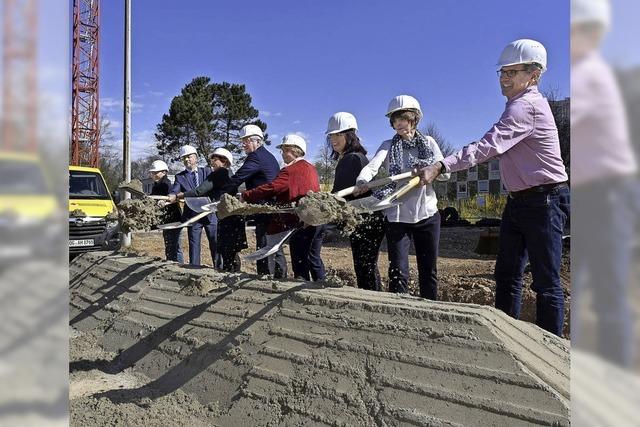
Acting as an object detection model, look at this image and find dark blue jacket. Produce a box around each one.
[222,145,280,194]
[171,166,216,223]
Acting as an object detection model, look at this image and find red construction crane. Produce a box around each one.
[1,0,38,153]
[71,0,100,167]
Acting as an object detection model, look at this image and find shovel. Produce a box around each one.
[334,171,413,198]
[346,176,421,212]
[185,196,214,213]
[157,210,211,230]
[118,182,170,201]
[242,227,298,262]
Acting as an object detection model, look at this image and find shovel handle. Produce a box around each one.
[335,171,413,198]
[148,195,170,200]
[385,176,421,203]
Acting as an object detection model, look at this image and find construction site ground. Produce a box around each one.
[70,226,571,426]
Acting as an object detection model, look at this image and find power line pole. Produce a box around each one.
[122,0,132,247]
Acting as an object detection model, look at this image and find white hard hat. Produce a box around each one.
[179,145,198,158]
[385,95,423,119]
[239,124,264,140]
[572,0,610,30]
[276,134,306,155]
[149,159,169,172]
[210,147,234,165]
[326,112,358,135]
[497,39,547,73]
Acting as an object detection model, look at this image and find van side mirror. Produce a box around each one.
[112,190,121,204]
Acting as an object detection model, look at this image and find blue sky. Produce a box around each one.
[95,0,571,162]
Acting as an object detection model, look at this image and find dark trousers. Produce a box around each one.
[187,219,217,267]
[255,218,287,278]
[289,225,326,281]
[309,225,327,281]
[220,250,241,272]
[162,228,183,263]
[573,179,635,365]
[349,212,385,291]
[494,186,569,337]
[386,212,440,299]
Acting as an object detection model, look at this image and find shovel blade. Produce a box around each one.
[157,222,182,230]
[118,185,146,198]
[242,229,296,261]
[347,196,401,213]
[185,197,213,213]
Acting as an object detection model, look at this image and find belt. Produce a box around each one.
[509,182,568,198]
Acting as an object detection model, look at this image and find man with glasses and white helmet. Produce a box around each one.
[168,145,218,267]
[416,39,570,337]
[221,124,284,277]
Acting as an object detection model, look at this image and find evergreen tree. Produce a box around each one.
[155,76,215,158]
[211,82,269,158]
[155,77,269,162]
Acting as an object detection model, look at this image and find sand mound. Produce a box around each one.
[70,252,570,426]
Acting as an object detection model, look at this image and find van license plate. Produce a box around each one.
[69,239,94,247]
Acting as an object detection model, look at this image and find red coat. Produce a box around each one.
[243,159,320,234]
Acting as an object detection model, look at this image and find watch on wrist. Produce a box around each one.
[439,162,446,175]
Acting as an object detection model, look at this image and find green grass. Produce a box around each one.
[438,194,506,221]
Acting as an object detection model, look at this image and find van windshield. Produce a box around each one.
[69,171,111,200]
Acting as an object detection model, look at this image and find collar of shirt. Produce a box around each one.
[506,85,539,106]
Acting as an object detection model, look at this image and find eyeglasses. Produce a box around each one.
[497,69,528,78]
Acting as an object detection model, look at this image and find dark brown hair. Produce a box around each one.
[328,129,367,161]
[389,109,420,128]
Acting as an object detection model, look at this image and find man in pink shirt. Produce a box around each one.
[416,39,569,337]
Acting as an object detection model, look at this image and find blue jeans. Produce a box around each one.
[386,212,441,299]
[187,219,217,267]
[495,186,569,336]
[162,228,183,263]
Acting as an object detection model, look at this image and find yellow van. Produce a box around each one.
[69,165,121,255]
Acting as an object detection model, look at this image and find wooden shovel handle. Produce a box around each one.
[335,171,413,198]
[386,176,421,203]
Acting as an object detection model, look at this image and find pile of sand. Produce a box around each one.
[218,192,362,234]
[117,198,167,233]
[70,209,87,217]
[216,193,287,219]
[118,179,144,194]
[295,192,361,234]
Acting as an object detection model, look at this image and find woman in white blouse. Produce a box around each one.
[355,95,449,299]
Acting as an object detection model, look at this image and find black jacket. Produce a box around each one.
[332,152,370,200]
[222,146,280,194]
[151,176,182,223]
[185,168,247,253]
